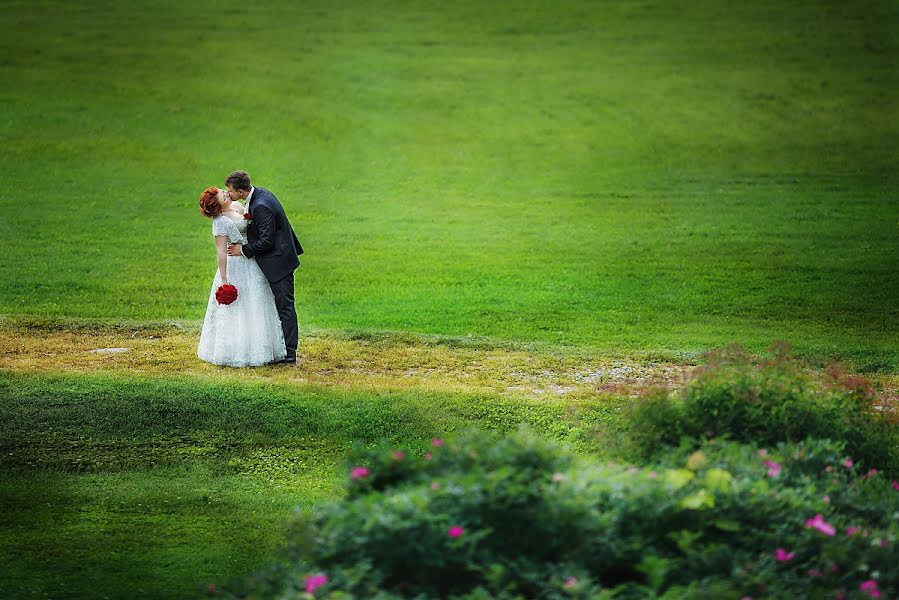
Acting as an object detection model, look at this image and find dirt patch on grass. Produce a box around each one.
[1,327,894,403]
[0,328,696,398]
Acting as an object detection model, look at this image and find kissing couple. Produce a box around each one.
[196,170,304,367]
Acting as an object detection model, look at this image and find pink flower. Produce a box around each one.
[837,592,845,600]
[647,470,658,479]
[823,495,831,504]
[808,568,823,578]
[880,539,889,548]
[563,577,578,588]
[448,525,464,538]
[350,466,370,480]
[825,466,833,473]
[831,564,840,573]
[392,450,405,461]
[867,468,878,478]
[765,460,781,477]
[847,526,860,537]
[774,548,795,562]
[758,449,768,457]
[860,579,881,598]
[431,438,444,447]
[423,451,433,461]
[552,472,565,482]
[304,574,328,594]
[627,466,639,474]
[805,514,836,537]
[891,480,899,491]
[842,458,853,468]
[431,481,441,490]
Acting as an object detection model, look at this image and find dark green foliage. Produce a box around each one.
[234,431,899,599]
[626,345,899,475]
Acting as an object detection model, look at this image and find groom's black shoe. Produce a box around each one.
[283,356,297,364]
[266,356,297,365]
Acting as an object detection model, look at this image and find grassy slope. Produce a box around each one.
[1,0,897,367]
[0,369,616,598]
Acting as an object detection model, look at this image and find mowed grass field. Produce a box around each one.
[1,0,898,598]
[2,0,897,366]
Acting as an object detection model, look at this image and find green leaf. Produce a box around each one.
[752,479,770,494]
[664,468,695,490]
[668,529,703,553]
[679,489,715,510]
[712,518,741,532]
[705,468,733,492]
[636,555,671,592]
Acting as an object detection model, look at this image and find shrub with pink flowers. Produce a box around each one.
[229,429,898,599]
[625,345,899,477]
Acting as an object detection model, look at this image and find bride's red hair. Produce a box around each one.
[199,186,222,218]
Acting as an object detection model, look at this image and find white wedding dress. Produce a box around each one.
[197,215,287,367]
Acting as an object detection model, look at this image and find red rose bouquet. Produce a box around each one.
[215,284,238,305]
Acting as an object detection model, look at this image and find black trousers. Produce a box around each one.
[268,272,298,358]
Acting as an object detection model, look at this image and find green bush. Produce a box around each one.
[626,345,899,476]
[225,429,899,599]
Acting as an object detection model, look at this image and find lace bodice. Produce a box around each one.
[212,215,248,244]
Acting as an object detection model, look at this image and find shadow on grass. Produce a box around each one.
[0,465,337,599]
[0,369,626,599]
[0,370,617,462]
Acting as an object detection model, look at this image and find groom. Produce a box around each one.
[224,170,304,364]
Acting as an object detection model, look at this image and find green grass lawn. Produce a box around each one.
[2,0,896,367]
[0,370,616,598]
[2,0,898,597]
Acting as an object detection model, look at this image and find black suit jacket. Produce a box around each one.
[241,187,303,282]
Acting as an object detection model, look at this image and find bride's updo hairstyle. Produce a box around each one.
[199,186,222,218]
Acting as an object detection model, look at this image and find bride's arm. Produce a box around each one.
[214,235,229,284]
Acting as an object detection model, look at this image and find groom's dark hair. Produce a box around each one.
[225,170,252,191]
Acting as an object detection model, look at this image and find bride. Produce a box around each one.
[196,186,287,367]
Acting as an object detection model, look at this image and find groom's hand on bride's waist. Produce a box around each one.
[227,243,244,257]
